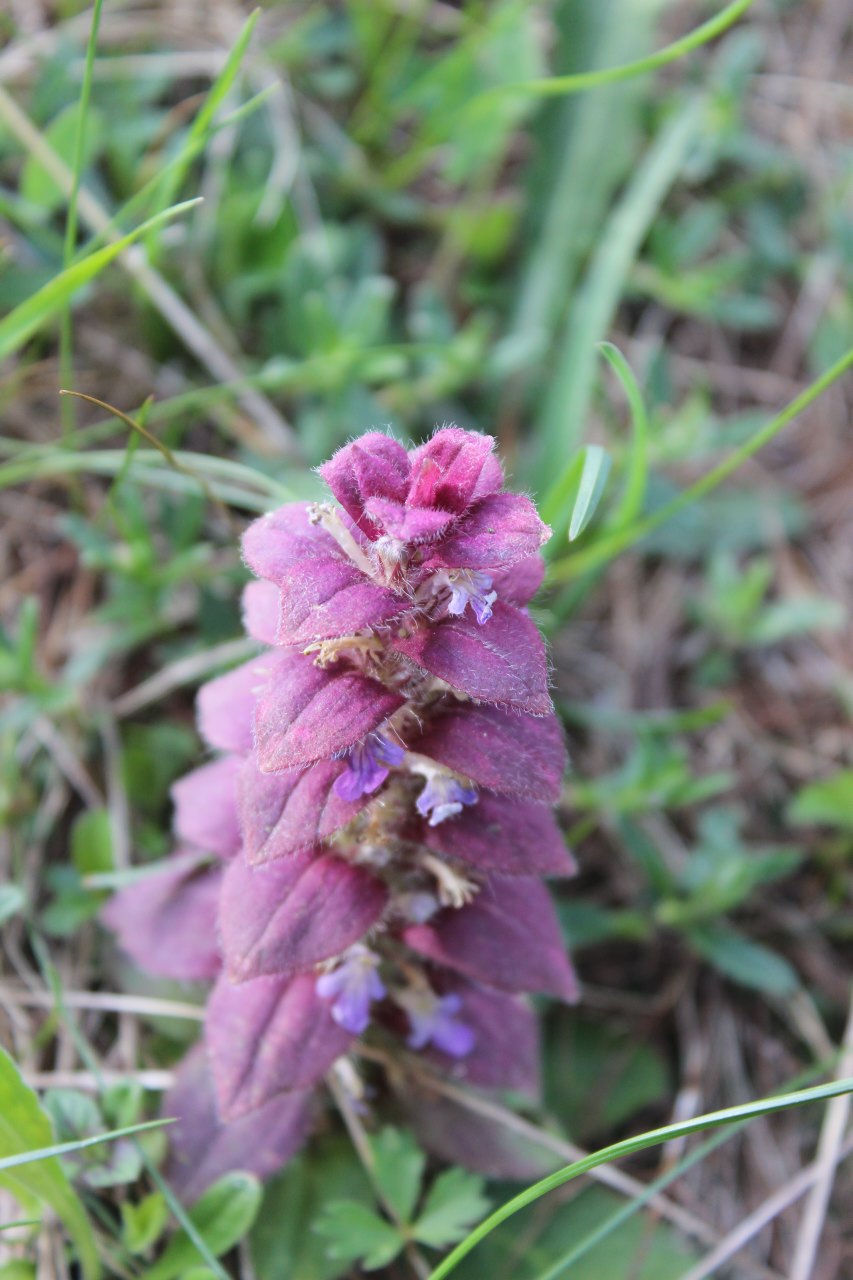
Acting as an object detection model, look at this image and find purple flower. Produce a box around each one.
[401,989,476,1058]
[103,426,571,1200]
[415,769,478,826]
[445,570,497,625]
[332,731,405,801]
[315,947,386,1035]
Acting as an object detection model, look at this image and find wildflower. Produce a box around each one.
[399,989,476,1058]
[413,767,478,826]
[316,947,386,1034]
[332,731,405,801]
[442,569,497,624]
[103,426,578,1199]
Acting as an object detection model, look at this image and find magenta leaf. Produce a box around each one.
[392,602,551,715]
[416,703,567,801]
[242,580,280,645]
[404,875,578,1002]
[407,427,503,512]
[492,555,546,606]
[239,755,364,865]
[405,1091,558,1181]
[197,658,261,754]
[207,971,353,1119]
[276,557,405,645]
[429,493,550,572]
[242,503,342,585]
[319,433,411,537]
[171,755,242,858]
[423,790,575,877]
[102,851,222,982]
[165,1046,314,1203]
[219,852,388,982]
[253,649,404,773]
[362,497,456,544]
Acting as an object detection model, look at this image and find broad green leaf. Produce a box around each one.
[314,1201,403,1271]
[412,1169,490,1249]
[370,1127,425,1225]
[71,808,114,877]
[250,1134,373,1280]
[0,199,199,363]
[142,1172,262,1280]
[689,926,797,995]
[0,1048,100,1280]
[122,1193,168,1256]
[748,596,844,646]
[789,770,853,833]
[545,1014,670,1142]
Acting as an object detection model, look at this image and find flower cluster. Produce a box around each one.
[103,427,577,1200]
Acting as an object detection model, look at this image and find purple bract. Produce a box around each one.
[103,426,577,1195]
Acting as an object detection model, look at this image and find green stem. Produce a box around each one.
[478,0,755,102]
[549,344,853,582]
[59,0,104,445]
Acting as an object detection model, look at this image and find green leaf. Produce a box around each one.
[537,98,702,499]
[568,446,612,542]
[122,1193,168,1256]
[314,1201,403,1271]
[70,809,114,877]
[21,103,104,213]
[370,1127,425,1225]
[0,1048,100,1280]
[142,1173,261,1280]
[250,1134,373,1280]
[599,343,649,529]
[789,770,853,832]
[689,926,798,995]
[412,1169,491,1249]
[0,884,26,926]
[0,199,200,363]
[747,596,844,646]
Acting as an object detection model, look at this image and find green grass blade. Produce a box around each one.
[428,1076,853,1279]
[598,341,650,529]
[486,0,755,101]
[0,199,200,362]
[145,7,260,246]
[60,0,104,443]
[549,342,853,581]
[536,97,702,505]
[0,1119,173,1174]
[509,0,661,380]
[0,449,286,511]
[568,445,612,541]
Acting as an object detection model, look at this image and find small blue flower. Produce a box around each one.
[446,570,497,625]
[403,990,475,1058]
[415,771,477,827]
[316,947,386,1035]
[333,731,405,802]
